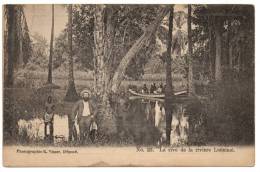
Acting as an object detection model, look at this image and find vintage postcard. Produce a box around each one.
[2,4,255,166]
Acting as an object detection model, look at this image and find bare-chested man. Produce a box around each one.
[44,96,55,142]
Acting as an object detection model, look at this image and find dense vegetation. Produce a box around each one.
[3,5,254,145]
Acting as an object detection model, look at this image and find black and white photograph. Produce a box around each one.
[2,3,255,166]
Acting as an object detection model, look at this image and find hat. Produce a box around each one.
[80,89,91,97]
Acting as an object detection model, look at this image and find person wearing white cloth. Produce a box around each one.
[71,89,97,143]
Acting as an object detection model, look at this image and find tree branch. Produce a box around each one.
[111,6,170,92]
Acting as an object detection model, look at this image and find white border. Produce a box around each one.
[0,0,259,172]
[0,0,258,4]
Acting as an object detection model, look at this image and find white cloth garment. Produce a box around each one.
[90,121,98,131]
[82,101,91,117]
[44,112,53,123]
[179,116,189,142]
[170,115,180,145]
[52,114,69,144]
[155,101,164,127]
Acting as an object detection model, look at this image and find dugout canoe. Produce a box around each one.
[128,89,187,98]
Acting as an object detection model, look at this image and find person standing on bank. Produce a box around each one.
[72,89,97,144]
[44,96,55,142]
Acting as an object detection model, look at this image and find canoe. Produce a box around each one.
[128,89,187,98]
[129,96,164,102]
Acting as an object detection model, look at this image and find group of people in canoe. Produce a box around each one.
[141,82,166,94]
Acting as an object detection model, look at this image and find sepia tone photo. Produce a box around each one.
[2,4,255,166]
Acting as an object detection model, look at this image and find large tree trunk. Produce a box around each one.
[47,4,54,84]
[6,5,16,87]
[93,6,170,136]
[64,5,78,102]
[165,6,174,145]
[111,7,170,92]
[187,5,194,95]
[103,6,116,92]
[18,6,24,68]
[214,18,222,82]
[208,16,215,81]
[93,5,105,95]
[226,19,231,69]
[93,5,117,135]
[229,41,233,69]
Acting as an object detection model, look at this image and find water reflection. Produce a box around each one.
[127,97,189,146]
[17,114,69,144]
[17,97,190,146]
